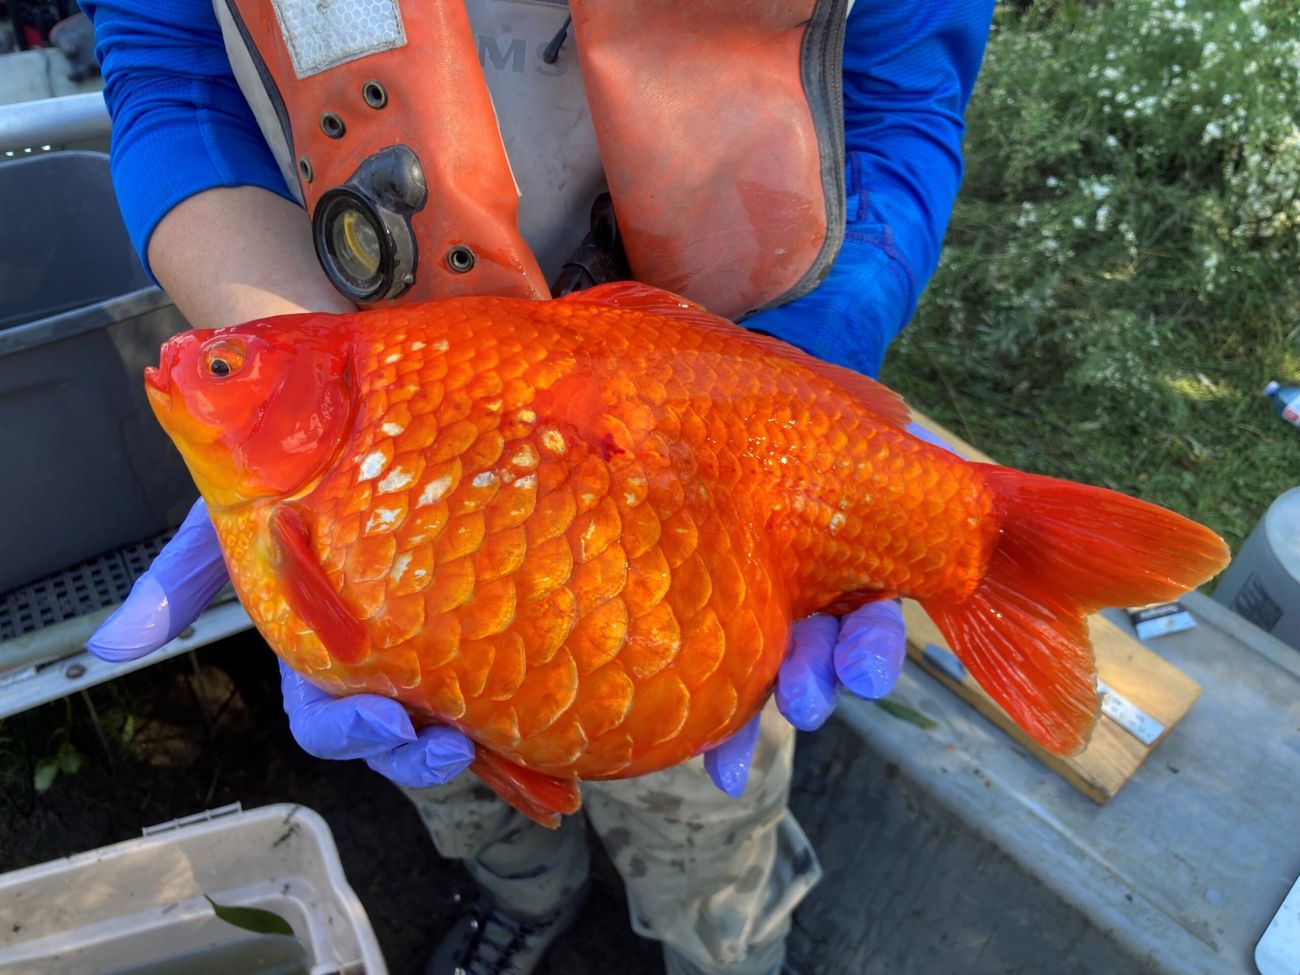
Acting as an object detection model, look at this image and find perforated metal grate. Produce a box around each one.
[0,531,175,640]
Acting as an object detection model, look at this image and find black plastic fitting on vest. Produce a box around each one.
[445,245,476,274]
[311,144,428,303]
[319,112,346,139]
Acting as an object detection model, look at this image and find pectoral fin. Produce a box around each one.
[270,504,368,666]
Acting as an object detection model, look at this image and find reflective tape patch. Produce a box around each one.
[272,0,407,79]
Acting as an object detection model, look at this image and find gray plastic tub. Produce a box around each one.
[1212,485,1300,651]
[0,151,196,595]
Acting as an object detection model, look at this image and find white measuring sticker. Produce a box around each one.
[1257,874,1300,975]
[1097,680,1165,746]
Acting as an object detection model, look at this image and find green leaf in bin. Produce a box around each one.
[205,895,295,936]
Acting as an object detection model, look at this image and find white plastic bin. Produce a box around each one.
[0,803,386,975]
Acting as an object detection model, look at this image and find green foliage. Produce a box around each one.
[885,0,1300,550]
[33,740,83,794]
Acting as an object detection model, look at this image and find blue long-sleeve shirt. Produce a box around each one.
[83,0,992,373]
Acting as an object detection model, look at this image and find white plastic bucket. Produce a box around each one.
[0,803,386,975]
[1212,486,1300,652]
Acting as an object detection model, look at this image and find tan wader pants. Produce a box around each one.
[403,700,821,975]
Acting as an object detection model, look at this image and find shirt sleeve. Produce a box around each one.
[82,0,297,275]
[841,0,996,327]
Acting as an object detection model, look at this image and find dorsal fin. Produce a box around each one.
[560,282,910,428]
[270,504,368,665]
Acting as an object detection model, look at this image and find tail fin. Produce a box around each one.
[922,466,1230,757]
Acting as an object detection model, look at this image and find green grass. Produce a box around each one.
[882,0,1300,553]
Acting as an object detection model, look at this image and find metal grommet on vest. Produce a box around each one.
[319,112,346,139]
[362,80,388,109]
[311,145,428,303]
[445,246,476,274]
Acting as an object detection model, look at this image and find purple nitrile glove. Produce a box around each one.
[87,498,231,661]
[702,599,907,797]
[904,421,962,455]
[279,662,474,789]
[776,601,907,732]
[86,498,475,789]
[703,712,763,799]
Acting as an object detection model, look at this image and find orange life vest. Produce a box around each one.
[214,0,847,318]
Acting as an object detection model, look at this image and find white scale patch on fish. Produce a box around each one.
[410,341,426,351]
[828,512,847,536]
[514,474,538,491]
[366,507,402,532]
[541,429,567,454]
[358,451,388,481]
[381,422,406,436]
[579,518,600,559]
[472,471,498,489]
[378,468,415,493]
[417,476,453,507]
[511,445,539,469]
[384,352,402,364]
[431,339,449,352]
[390,552,412,582]
[623,475,648,508]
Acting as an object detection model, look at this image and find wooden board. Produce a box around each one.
[903,412,1202,804]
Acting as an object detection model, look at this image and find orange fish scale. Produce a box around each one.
[215,295,1002,781]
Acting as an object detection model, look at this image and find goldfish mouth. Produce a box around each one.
[144,366,174,431]
[144,365,168,401]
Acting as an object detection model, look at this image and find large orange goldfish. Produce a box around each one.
[145,283,1228,825]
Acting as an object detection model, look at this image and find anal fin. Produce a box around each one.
[270,504,368,665]
[471,749,581,829]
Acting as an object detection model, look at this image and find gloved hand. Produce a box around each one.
[280,661,474,788]
[86,498,475,789]
[702,600,906,797]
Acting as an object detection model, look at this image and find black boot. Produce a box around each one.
[426,890,586,975]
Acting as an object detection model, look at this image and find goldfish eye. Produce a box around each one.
[202,339,246,379]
